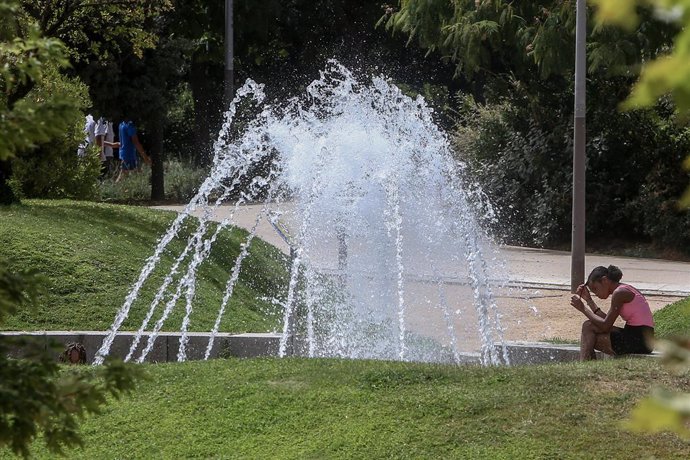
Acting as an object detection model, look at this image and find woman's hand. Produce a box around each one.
[570,294,585,312]
[576,284,592,302]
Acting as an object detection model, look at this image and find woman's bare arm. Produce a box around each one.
[586,288,632,333]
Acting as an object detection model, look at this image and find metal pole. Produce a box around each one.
[571,0,586,292]
[224,0,234,108]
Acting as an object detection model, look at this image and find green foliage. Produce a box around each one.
[0,0,79,162]
[18,1,173,62]
[624,389,690,438]
[453,81,690,251]
[592,0,690,205]
[9,66,101,200]
[592,0,690,112]
[8,358,690,458]
[653,296,690,339]
[0,259,142,458]
[622,338,690,440]
[386,1,676,81]
[0,200,288,332]
[99,160,209,203]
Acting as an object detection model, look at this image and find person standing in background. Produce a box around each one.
[77,114,96,157]
[94,117,115,177]
[103,117,151,182]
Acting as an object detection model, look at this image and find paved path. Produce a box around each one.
[152,203,689,297]
[149,203,688,344]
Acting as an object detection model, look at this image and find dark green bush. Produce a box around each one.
[453,79,690,254]
[10,67,100,200]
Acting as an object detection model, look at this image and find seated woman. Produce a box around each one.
[570,265,655,361]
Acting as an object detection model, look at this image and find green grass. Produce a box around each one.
[5,358,690,459]
[654,296,690,339]
[0,200,289,332]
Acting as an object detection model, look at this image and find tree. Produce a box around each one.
[17,0,173,200]
[0,0,82,203]
[1,3,141,454]
[384,1,677,86]
[591,0,690,207]
[384,1,690,253]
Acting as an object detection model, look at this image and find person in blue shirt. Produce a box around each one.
[104,119,151,182]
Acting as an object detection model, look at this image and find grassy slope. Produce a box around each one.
[0,200,288,332]
[654,296,690,339]
[8,358,690,459]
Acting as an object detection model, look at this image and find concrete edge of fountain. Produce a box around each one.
[495,341,662,365]
[0,331,282,364]
[1,332,662,366]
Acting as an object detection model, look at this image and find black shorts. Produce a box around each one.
[610,325,654,355]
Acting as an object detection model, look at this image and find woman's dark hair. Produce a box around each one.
[587,265,623,285]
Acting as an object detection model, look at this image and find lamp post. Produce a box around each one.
[571,0,587,292]
[224,0,234,108]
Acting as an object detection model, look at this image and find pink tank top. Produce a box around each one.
[618,284,654,327]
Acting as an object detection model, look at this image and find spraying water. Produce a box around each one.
[95,61,510,366]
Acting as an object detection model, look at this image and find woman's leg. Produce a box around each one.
[580,320,598,360]
[593,327,619,356]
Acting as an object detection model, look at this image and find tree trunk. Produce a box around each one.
[0,160,17,205]
[149,115,165,201]
[190,54,213,166]
[1,82,35,204]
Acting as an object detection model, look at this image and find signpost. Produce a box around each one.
[571,0,587,292]
[224,0,234,108]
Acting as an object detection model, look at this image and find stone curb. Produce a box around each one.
[2,333,663,366]
[0,331,282,364]
[495,341,662,365]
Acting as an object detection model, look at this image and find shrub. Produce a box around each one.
[9,67,100,200]
[452,81,690,255]
[453,93,572,245]
[99,159,208,203]
[164,158,209,202]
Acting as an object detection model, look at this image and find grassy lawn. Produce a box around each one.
[3,357,687,459]
[654,296,690,339]
[0,200,288,332]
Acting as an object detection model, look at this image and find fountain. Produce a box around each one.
[94,61,510,366]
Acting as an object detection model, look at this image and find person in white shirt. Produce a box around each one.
[76,114,96,157]
[94,117,115,177]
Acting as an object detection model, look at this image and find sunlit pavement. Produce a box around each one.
[152,203,689,298]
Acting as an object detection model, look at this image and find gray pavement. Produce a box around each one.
[152,203,689,297]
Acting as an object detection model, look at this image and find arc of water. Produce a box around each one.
[93,177,214,365]
[431,262,461,364]
[204,170,281,360]
[302,262,319,358]
[94,80,267,366]
[177,165,277,361]
[138,208,231,364]
[421,181,463,364]
[383,179,407,361]
[278,250,303,357]
[463,227,500,366]
[175,229,216,361]
[124,240,193,362]
[477,246,510,366]
[137,157,271,363]
[124,184,238,362]
[277,147,330,357]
